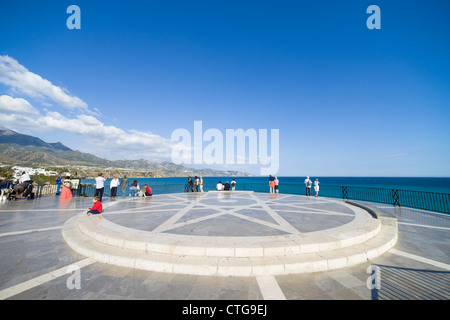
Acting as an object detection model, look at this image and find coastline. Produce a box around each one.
[80,176,450,194]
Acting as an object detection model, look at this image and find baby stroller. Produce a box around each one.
[9,180,35,200]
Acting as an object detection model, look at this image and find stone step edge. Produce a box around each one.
[62,217,397,277]
[74,213,382,257]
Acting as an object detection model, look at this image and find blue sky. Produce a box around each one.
[0,0,449,176]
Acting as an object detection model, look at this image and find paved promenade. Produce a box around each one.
[0,191,449,300]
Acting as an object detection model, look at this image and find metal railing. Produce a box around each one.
[185,182,450,214]
[78,183,188,197]
[31,182,188,198]
[236,183,450,215]
[30,181,450,215]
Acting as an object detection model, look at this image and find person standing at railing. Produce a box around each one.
[231,178,236,191]
[269,175,275,193]
[187,177,194,192]
[199,176,204,192]
[274,177,279,194]
[110,176,120,199]
[304,176,312,197]
[193,176,199,192]
[94,173,107,202]
[314,178,320,197]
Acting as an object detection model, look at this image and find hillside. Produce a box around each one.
[0,126,72,151]
[0,127,252,178]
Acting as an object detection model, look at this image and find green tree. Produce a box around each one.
[0,166,14,179]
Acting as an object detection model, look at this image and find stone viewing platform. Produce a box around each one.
[62,192,397,276]
[0,191,449,300]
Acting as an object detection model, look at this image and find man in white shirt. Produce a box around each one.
[199,176,204,192]
[95,173,107,202]
[304,176,312,197]
[110,176,120,198]
[216,181,223,191]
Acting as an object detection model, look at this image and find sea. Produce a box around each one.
[82,176,450,194]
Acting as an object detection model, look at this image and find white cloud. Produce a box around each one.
[44,112,177,160]
[0,56,179,162]
[0,55,88,111]
[2,108,176,160]
[0,107,177,160]
[0,95,40,115]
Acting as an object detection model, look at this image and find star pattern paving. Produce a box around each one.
[103,192,357,237]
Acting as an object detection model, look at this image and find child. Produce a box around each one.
[144,184,152,197]
[86,196,102,215]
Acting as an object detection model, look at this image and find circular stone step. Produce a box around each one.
[72,207,381,257]
[62,192,397,276]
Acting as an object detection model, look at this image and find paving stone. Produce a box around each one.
[0,193,448,300]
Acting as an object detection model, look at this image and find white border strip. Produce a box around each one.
[390,249,450,271]
[398,222,450,231]
[0,226,62,237]
[0,258,96,300]
[256,276,286,300]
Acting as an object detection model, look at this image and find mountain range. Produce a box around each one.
[0,126,252,177]
[0,127,72,151]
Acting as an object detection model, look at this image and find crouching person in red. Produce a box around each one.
[144,184,152,197]
[87,196,103,215]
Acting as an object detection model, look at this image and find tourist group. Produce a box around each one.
[268,175,320,197]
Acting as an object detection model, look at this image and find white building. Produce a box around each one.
[12,166,58,178]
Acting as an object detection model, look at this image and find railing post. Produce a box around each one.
[392,189,401,207]
[342,186,348,200]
